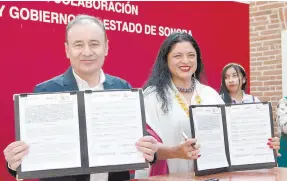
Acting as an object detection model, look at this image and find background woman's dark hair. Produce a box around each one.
[143,32,204,113]
[219,63,247,103]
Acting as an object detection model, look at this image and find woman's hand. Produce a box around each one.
[268,137,281,156]
[175,138,200,160]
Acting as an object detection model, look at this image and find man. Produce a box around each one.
[3,14,158,181]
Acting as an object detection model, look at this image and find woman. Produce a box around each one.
[137,32,225,177]
[219,63,260,104]
[277,97,287,167]
[137,32,280,177]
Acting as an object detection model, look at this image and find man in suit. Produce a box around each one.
[3,14,158,181]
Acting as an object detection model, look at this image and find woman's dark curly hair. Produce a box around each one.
[143,32,204,113]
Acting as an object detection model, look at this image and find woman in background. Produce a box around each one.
[219,63,260,104]
[219,62,280,152]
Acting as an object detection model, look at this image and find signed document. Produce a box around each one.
[225,103,275,166]
[14,89,148,180]
[84,90,145,167]
[192,106,229,171]
[18,93,81,172]
[189,103,276,176]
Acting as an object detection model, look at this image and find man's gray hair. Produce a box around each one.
[66,14,107,42]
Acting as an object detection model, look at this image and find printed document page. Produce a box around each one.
[192,106,229,171]
[84,91,145,167]
[225,104,275,166]
[18,93,81,172]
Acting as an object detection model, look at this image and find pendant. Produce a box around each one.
[195,95,202,104]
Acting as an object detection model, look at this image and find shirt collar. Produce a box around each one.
[231,91,249,104]
[72,69,106,89]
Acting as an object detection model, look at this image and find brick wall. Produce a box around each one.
[249,1,286,115]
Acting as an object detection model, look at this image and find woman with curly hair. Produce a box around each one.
[139,32,224,177]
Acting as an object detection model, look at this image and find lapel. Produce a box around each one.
[103,74,115,90]
[62,67,79,91]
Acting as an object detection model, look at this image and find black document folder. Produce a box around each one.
[14,89,149,179]
[189,102,277,176]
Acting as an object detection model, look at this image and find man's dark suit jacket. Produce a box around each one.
[7,67,132,181]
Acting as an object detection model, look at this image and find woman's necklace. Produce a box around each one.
[176,78,196,93]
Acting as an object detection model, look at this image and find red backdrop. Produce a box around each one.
[0,1,249,181]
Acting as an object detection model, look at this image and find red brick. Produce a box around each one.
[257,75,270,81]
[253,92,263,96]
[250,61,263,66]
[250,76,257,81]
[276,55,282,60]
[270,56,276,60]
[251,87,257,92]
[259,65,276,70]
[250,81,263,86]
[264,91,282,96]
[270,14,279,19]
[276,86,282,90]
[263,39,281,46]
[257,86,272,91]
[264,81,282,86]
[263,50,281,56]
[271,97,278,101]
[250,67,256,71]
[270,44,281,50]
[251,52,263,57]
[268,24,280,29]
[276,75,282,80]
[255,16,268,21]
[255,1,269,6]
[256,56,271,61]
[250,36,260,42]
[250,31,259,37]
[279,8,284,24]
[250,42,262,48]
[263,60,281,65]
[270,19,280,24]
[260,29,280,36]
[254,25,267,31]
[250,48,257,53]
[250,71,262,76]
[258,2,285,11]
[263,70,281,75]
[270,76,276,80]
[250,6,258,12]
[256,46,269,51]
[276,64,282,69]
[259,96,271,102]
[250,57,257,62]
[252,20,270,26]
[258,34,281,41]
[250,10,272,17]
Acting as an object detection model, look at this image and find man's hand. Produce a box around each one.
[3,141,29,171]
